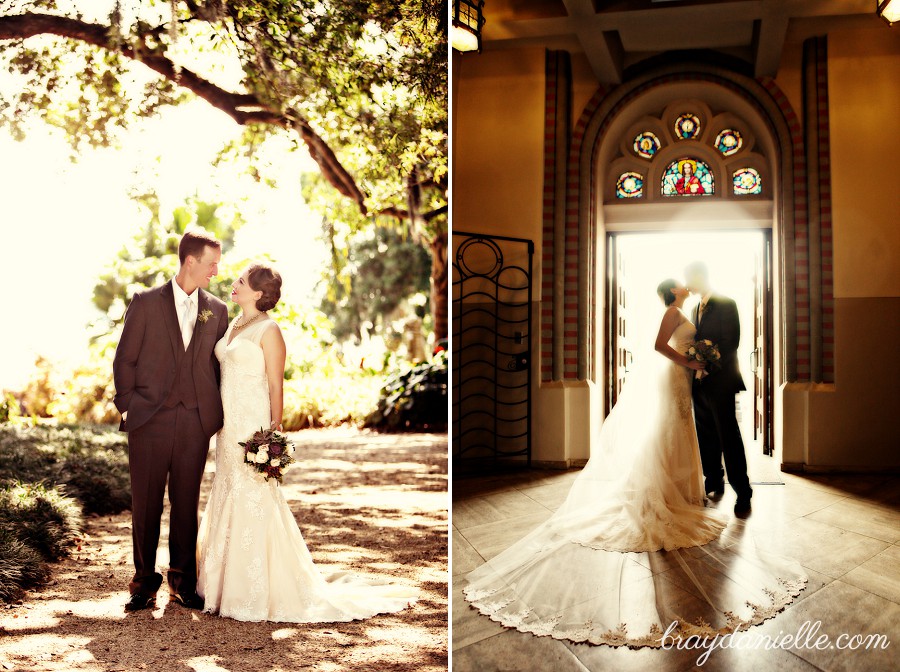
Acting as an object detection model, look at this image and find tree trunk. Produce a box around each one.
[429,227,449,344]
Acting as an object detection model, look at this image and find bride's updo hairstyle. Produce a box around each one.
[657,279,678,307]
[247,264,282,311]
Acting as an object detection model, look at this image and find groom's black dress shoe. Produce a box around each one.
[124,593,156,612]
[170,591,204,610]
[707,485,725,499]
[734,496,752,516]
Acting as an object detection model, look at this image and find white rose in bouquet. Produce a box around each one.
[285,444,295,456]
[255,451,269,464]
[270,458,281,467]
[245,452,255,463]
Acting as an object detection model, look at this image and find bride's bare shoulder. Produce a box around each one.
[661,305,682,321]
[661,306,691,328]
[261,317,284,340]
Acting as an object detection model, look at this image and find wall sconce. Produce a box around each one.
[452,0,485,53]
[878,0,899,25]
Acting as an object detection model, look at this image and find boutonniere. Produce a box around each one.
[198,309,214,324]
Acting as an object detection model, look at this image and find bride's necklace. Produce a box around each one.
[232,312,265,335]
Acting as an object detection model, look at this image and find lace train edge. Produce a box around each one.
[461,576,808,648]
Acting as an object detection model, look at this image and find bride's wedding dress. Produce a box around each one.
[463,312,806,646]
[197,318,416,622]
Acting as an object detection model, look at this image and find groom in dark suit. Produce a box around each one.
[685,262,752,515]
[113,230,229,611]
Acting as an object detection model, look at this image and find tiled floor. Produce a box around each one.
[452,465,900,671]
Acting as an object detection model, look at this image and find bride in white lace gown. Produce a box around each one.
[463,280,806,647]
[197,264,417,622]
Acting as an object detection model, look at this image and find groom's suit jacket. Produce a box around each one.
[692,294,746,394]
[113,282,229,437]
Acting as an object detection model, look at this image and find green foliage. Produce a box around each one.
[92,192,245,330]
[0,424,58,484]
[19,355,119,424]
[0,481,82,561]
[282,369,383,430]
[57,449,131,516]
[0,393,20,423]
[18,356,56,419]
[366,350,447,431]
[0,424,131,516]
[1,1,448,341]
[320,225,431,342]
[0,421,130,601]
[1,0,447,216]
[2,23,188,153]
[0,528,50,603]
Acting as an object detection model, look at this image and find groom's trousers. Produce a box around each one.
[127,403,209,596]
[692,386,752,498]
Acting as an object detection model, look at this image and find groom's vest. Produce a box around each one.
[163,332,199,410]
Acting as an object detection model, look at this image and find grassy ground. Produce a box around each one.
[0,428,448,672]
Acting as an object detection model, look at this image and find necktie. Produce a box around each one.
[181,297,194,349]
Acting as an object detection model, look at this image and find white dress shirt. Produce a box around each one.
[172,279,199,349]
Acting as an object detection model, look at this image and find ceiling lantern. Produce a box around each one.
[878,0,900,25]
[452,0,485,53]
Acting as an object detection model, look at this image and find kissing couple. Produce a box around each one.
[113,229,417,621]
[462,261,806,647]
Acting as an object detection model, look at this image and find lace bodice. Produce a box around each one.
[215,317,276,387]
[670,310,697,355]
[213,318,278,479]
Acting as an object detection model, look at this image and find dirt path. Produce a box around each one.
[0,428,448,672]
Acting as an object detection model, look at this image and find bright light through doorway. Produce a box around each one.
[614,230,763,364]
[613,229,769,464]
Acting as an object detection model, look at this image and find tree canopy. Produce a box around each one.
[1,0,448,338]
[320,225,431,343]
[0,0,447,228]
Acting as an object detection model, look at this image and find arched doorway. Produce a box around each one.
[597,94,776,455]
[539,54,832,465]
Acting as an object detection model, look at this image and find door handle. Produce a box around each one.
[624,350,634,373]
[750,348,759,374]
[507,353,529,372]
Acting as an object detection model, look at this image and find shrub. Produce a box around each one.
[366,351,448,432]
[0,482,82,561]
[0,393,21,424]
[0,429,58,484]
[282,372,383,430]
[0,425,123,602]
[0,424,131,516]
[0,529,49,602]
[58,450,131,515]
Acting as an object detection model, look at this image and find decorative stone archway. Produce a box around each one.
[540,44,834,392]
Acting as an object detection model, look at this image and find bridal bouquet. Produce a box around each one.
[240,428,296,483]
[687,339,721,380]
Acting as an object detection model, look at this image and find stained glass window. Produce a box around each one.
[714,129,743,156]
[732,168,762,195]
[632,132,661,159]
[616,172,644,198]
[661,158,714,196]
[674,113,701,140]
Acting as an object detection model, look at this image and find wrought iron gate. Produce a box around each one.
[452,231,533,470]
